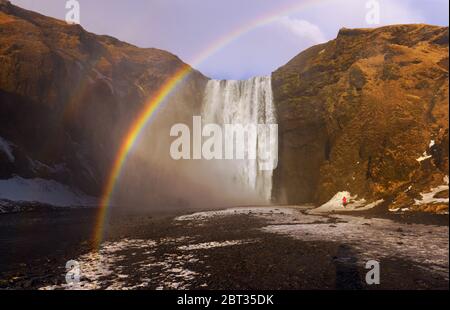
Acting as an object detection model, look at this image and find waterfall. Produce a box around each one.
[201,76,277,203]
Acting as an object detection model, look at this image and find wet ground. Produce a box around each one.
[0,206,448,290]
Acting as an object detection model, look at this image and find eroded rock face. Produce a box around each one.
[0,2,207,196]
[272,24,449,212]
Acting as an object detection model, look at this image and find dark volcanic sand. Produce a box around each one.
[0,206,448,290]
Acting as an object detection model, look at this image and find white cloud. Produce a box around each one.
[377,0,425,25]
[276,16,327,44]
[306,0,425,30]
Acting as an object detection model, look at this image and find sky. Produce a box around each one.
[11,0,449,80]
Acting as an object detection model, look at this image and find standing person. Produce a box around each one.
[342,196,347,207]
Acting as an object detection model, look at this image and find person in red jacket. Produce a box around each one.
[342,196,348,207]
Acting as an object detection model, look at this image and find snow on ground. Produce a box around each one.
[0,176,96,208]
[41,239,158,290]
[177,206,448,280]
[40,236,254,290]
[262,214,449,279]
[389,207,412,213]
[0,136,14,162]
[311,191,383,213]
[175,206,317,224]
[178,239,256,251]
[429,140,436,148]
[38,205,449,289]
[175,207,298,221]
[415,176,449,206]
[416,140,436,162]
[416,153,432,162]
[176,206,330,226]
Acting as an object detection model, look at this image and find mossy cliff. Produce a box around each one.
[272,24,449,213]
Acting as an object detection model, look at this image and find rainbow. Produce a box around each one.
[93,0,321,247]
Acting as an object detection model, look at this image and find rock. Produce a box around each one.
[0,3,207,196]
[349,65,367,90]
[272,24,449,214]
[433,189,449,199]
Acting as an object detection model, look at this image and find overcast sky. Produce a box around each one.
[11,0,449,80]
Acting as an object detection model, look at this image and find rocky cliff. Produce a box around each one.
[0,1,207,198]
[272,24,449,213]
[1,2,448,213]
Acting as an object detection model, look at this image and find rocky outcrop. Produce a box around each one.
[272,24,449,213]
[0,1,207,197]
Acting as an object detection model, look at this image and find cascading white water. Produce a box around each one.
[201,76,277,202]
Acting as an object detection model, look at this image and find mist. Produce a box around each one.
[110,74,277,213]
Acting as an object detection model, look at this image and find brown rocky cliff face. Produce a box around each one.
[1,2,448,213]
[0,2,207,196]
[272,24,449,212]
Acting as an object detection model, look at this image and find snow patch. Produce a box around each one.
[0,176,96,207]
[40,237,207,290]
[175,206,324,226]
[389,207,413,213]
[149,207,449,280]
[416,153,432,162]
[41,239,158,290]
[175,206,303,222]
[178,239,256,251]
[261,214,449,279]
[311,192,382,213]
[175,206,327,228]
[415,176,449,206]
[417,141,435,162]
